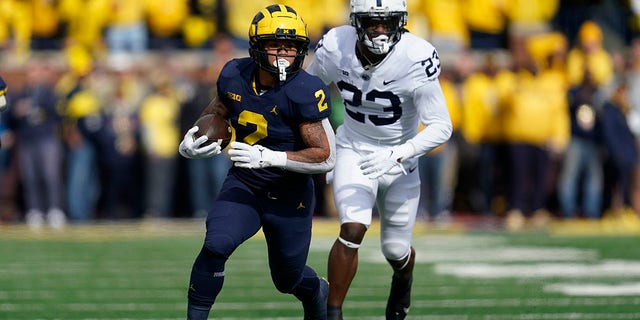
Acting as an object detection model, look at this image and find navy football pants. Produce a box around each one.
[188,173,318,310]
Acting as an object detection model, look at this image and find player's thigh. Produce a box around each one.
[332,146,377,227]
[378,171,420,259]
[204,176,262,257]
[261,183,315,281]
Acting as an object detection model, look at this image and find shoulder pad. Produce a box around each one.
[219,58,252,80]
[397,33,442,81]
[403,33,437,63]
[315,25,354,54]
[285,71,328,104]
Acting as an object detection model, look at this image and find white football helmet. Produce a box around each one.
[350,0,408,55]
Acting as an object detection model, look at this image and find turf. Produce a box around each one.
[1,219,639,320]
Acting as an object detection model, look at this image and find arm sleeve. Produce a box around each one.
[398,79,453,160]
[284,118,336,174]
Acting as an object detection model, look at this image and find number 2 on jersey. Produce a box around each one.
[315,89,328,112]
[237,110,267,145]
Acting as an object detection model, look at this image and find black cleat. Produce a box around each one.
[327,305,343,320]
[385,274,412,320]
[304,278,329,320]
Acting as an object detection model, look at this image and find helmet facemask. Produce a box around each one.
[250,35,309,82]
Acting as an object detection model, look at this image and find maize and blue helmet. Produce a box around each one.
[249,4,310,80]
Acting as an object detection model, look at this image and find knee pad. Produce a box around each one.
[381,240,410,262]
[272,265,318,294]
[204,234,236,258]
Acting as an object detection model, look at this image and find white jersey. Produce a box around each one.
[307,25,451,151]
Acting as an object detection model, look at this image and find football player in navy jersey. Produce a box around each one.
[306,0,452,319]
[178,4,336,320]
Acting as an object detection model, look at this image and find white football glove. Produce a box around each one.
[178,126,222,159]
[228,141,286,169]
[358,144,416,179]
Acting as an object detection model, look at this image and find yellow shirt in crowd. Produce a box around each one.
[504,0,559,33]
[502,69,569,149]
[462,0,507,34]
[139,92,181,158]
[146,0,189,37]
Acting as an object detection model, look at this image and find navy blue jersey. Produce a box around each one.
[217,57,332,190]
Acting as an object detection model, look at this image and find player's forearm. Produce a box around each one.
[403,80,453,159]
[404,121,452,158]
[200,96,229,118]
[285,118,336,173]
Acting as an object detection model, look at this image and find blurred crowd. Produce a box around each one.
[2,0,640,231]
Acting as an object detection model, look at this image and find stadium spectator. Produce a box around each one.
[420,0,469,56]
[0,74,14,223]
[146,0,190,49]
[601,81,639,220]
[58,0,111,55]
[3,60,67,229]
[418,67,461,226]
[566,20,614,88]
[504,0,559,58]
[183,0,222,49]
[557,70,604,220]
[139,73,181,218]
[29,0,65,50]
[277,0,349,43]
[627,38,640,212]
[463,0,508,50]
[178,4,335,319]
[104,0,148,53]
[306,0,452,319]
[224,0,272,48]
[502,38,570,231]
[459,52,510,216]
[56,45,102,222]
[1,0,31,57]
[89,54,146,219]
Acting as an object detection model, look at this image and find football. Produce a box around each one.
[193,113,232,149]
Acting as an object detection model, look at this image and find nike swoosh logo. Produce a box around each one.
[408,166,417,173]
[383,79,396,85]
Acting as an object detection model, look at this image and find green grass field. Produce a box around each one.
[1,219,640,320]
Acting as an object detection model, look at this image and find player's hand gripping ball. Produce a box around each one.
[193,113,232,149]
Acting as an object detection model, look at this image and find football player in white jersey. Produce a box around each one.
[306,0,452,319]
